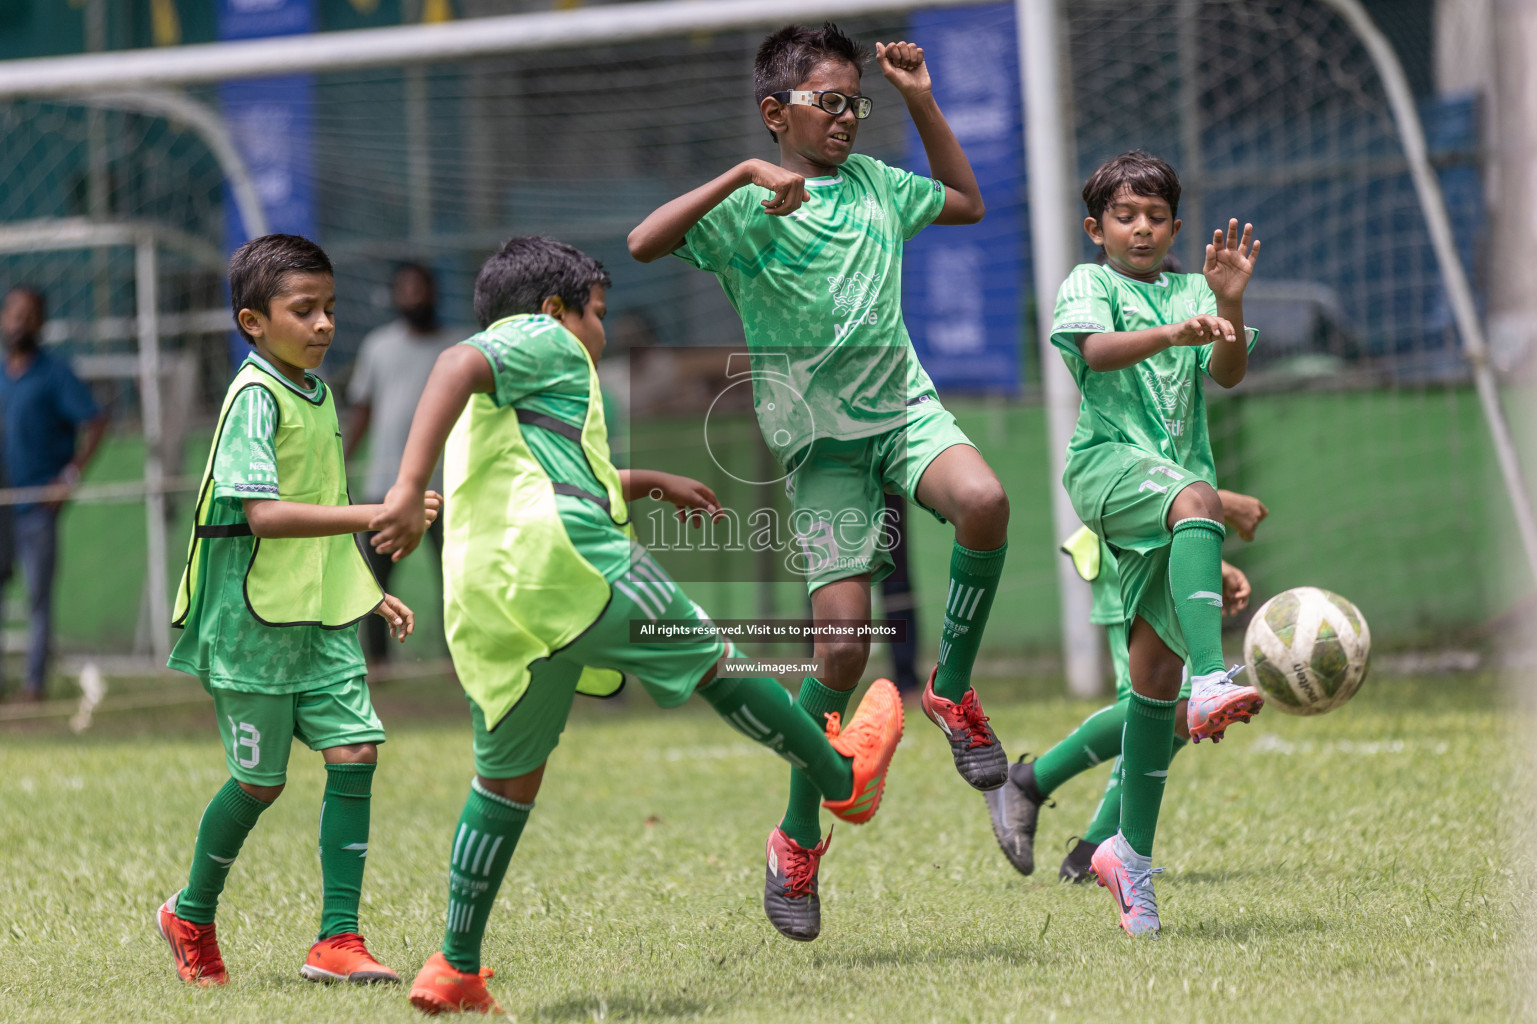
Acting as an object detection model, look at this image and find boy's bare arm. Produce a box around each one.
[628,160,812,262]
[621,468,723,525]
[878,41,984,225]
[371,345,494,559]
[1203,219,1260,388]
[244,499,379,538]
[1079,315,1237,372]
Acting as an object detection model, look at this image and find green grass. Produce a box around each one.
[0,673,1530,1022]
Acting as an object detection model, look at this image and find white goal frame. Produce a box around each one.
[0,0,1528,696]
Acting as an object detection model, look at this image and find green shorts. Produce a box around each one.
[472,545,730,779]
[210,677,385,786]
[1067,444,1210,662]
[784,397,973,592]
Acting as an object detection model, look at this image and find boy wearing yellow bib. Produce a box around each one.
[156,234,440,988]
[369,237,904,1015]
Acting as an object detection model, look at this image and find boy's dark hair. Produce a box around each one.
[754,23,870,141]
[1082,151,1182,221]
[228,233,333,344]
[473,236,612,329]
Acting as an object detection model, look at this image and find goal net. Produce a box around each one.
[0,0,1522,691]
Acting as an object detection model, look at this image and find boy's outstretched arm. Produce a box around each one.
[1203,219,1260,388]
[371,345,494,559]
[242,493,440,539]
[621,468,724,527]
[1078,316,1238,373]
[878,41,984,225]
[628,160,812,262]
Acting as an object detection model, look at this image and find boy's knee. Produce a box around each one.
[1139,664,1183,701]
[477,767,544,805]
[1174,700,1190,741]
[323,742,378,765]
[947,478,1009,550]
[816,640,869,690]
[1170,481,1222,527]
[238,780,284,802]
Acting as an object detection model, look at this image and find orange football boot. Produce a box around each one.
[301,932,400,983]
[821,677,904,825]
[409,951,503,1015]
[157,892,228,987]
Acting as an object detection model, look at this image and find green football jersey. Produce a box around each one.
[168,354,367,693]
[1050,263,1255,484]
[466,315,630,581]
[675,153,947,462]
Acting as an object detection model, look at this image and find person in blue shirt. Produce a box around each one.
[0,286,107,701]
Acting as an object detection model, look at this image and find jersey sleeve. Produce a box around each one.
[464,321,586,413]
[211,386,280,503]
[877,158,947,240]
[673,187,754,273]
[1050,264,1115,357]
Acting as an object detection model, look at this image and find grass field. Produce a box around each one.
[0,672,1531,1023]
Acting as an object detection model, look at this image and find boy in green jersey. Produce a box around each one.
[985,489,1266,880]
[369,237,905,1014]
[1047,151,1265,936]
[630,23,1011,941]
[157,234,439,986]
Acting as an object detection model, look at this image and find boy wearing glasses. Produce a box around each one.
[630,23,1009,943]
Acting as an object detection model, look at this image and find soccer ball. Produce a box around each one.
[1243,587,1370,716]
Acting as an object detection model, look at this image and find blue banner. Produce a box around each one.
[218,0,317,370]
[902,2,1026,394]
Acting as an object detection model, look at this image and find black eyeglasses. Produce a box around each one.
[771,89,874,119]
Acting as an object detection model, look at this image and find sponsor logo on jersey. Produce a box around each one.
[828,271,881,313]
[829,271,882,340]
[1146,364,1194,439]
[862,194,885,221]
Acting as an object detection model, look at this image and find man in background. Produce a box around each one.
[0,286,107,701]
[346,263,467,663]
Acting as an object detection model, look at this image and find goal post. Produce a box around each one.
[0,0,1527,691]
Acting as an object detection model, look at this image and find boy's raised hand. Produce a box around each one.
[877,41,931,98]
[1203,218,1260,301]
[746,159,810,217]
[374,593,415,641]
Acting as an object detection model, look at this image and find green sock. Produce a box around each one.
[933,542,1007,702]
[177,779,271,925]
[1084,755,1123,845]
[700,675,853,848]
[1169,518,1227,677]
[442,780,530,973]
[1118,691,1178,857]
[317,762,375,940]
[1084,735,1186,844]
[773,678,852,847]
[1032,698,1127,796]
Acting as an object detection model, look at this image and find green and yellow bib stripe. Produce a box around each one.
[444,316,633,729]
[173,358,382,630]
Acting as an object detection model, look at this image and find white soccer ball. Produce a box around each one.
[1243,586,1371,716]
